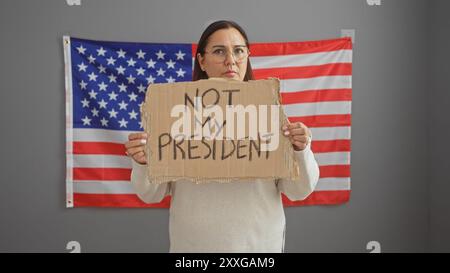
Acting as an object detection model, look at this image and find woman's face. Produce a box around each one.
[197,27,249,81]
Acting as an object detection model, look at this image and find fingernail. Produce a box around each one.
[284,131,289,136]
[140,139,147,144]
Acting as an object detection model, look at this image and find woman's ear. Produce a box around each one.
[197,53,205,71]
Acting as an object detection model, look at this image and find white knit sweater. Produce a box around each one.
[130,140,320,253]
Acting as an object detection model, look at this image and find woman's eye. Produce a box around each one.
[234,48,244,54]
[213,49,224,55]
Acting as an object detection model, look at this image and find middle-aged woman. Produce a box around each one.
[125,20,320,253]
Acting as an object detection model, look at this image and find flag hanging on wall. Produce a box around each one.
[63,36,352,208]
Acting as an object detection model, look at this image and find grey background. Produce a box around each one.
[0,0,448,253]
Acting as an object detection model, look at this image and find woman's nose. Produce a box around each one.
[224,52,236,66]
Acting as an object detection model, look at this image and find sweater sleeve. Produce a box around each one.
[130,160,172,204]
[276,137,320,201]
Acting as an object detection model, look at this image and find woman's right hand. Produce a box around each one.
[125,133,148,165]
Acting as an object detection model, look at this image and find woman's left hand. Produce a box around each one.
[282,121,312,151]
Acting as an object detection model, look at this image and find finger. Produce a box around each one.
[283,128,304,137]
[135,152,147,164]
[291,135,308,142]
[128,133,140,141]
[282,122,304,134]
[287,136,296,145]
[136,158,147,165]
[287,122,303,130]
[133,150,145,160]
[128,132,148,141]
[281,120,291,131]
[133,153,147,164]
[289,127,307,136]
[125,139,147,149]
[127,146,145,157]
[134,151,147,164]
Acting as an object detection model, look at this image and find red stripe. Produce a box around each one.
[73,193,171,208]
[254,63,352,80]
[73,168,131,181]
[73,142,126,156]
[74,192,350,208]
[319,165,351,178]
[250,38,352,56]
[311,139,351,153]
[288,114,352,127]
[282,190,350,206]
[192,44,197,57]
[281,89,352,104]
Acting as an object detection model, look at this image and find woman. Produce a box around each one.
[125,20,320,253]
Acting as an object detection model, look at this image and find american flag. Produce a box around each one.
[64,36,352,208]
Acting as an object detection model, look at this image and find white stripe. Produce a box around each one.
[309,127,351,141]
[73,155,132,168]
[314,177,351,191]
[73,181,135,194]
[250,49,352,69]
[72,152,351,172]
[73,177,351,194]
[283,101,351,116]
[64,36,74,208]
[314,152,350,166]
[72,152,350,174]
[73,153,351,170]
[280,76,352,93]
[73,128,141,143]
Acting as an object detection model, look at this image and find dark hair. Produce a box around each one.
[193,20,254,81]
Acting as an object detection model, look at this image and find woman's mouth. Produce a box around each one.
[223,70,237,77]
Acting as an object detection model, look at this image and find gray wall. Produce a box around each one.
[0,0,446,253]
[429,0,450,253]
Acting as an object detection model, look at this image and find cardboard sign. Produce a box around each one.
[140,78,300,183]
